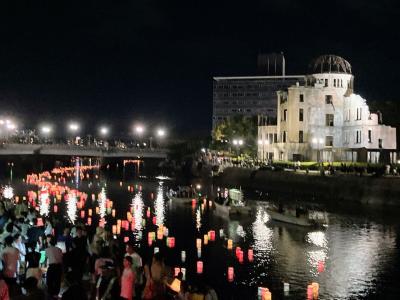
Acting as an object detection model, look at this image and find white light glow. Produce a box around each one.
[154,183,165,226]
[39,189,50,217]
[2,186,14,199]
[157,129,165,137]
[41,126,52,134]
[100,126,109,136]
[135,125,144,134]
[67,193,77,224]
[98,187,107,218]
[69,123,79,132]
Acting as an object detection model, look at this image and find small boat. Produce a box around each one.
[214,188,252,216]
[266,205,328,227]
[167,187,196,205]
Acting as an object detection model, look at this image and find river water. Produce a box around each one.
[4,165,400,299]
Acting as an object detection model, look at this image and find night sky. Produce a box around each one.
[0,0,399,137]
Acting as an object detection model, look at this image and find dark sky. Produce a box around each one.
[0,0,399,137]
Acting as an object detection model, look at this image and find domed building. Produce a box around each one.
[258,55,397,163]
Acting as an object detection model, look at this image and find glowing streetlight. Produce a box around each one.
[99,126,109,136]
[6,123,16,130]
[68,122,79,132]
[41,126,52,134]
[135,125,145,135]
[156,128,165,137]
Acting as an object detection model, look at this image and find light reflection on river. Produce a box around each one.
[5,172,400,299]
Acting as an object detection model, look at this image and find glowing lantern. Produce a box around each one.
[197,248,202,258]
[53,205,58,213]
[116,225,121,235]
[150,193,154,199]
[196,238,202,249]
[196,261,203,274]
[191,199,196,207]
[219,229,224,237]
[87,217,92,225]
[130,221,135,231]
[235,247,241,258]
[208,230,216,241]
[181,251,186,263]
[88,209,92,217]
[311,282,319,299]
[146,208,151,218]
[227,239,233,250]
[283,282,290,294]
[91,194,95,200]
[95,206,100,214]
[154,247,159,254]
[258,287,269,299]
[174,267,180,277]
[248,249,254,262]
[99,218,105,228]
[317,261,325,273]
[238,250,244,264]
[127,185,131,191]
[119,181,122,187]
[208,200,212,207]
[112,209,116,218]
[307,285,313,300]
[124,236,129,243]
[148,234,153,246]
[157,228,163,240]
[163,227,169,237]
[80,211,85,218]
[262,290,272,300]
[152,216,157,225]
[127,212,132,222]
[227,267,234,282]
[181,268,186,280]
[203,234,208,245]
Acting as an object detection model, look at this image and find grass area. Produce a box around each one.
[271,161,389,168]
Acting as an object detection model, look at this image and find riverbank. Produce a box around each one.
[213,167,400,209]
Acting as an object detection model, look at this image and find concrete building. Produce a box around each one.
[258,55,397,163]
[213,75,305,129]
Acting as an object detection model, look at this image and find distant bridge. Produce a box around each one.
[0,144,167,159]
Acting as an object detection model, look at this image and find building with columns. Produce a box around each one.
[258,55,397,163]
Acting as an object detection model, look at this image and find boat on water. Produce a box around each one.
[214,188,252,217]
[167,186,196,204]
[266,205,328,227]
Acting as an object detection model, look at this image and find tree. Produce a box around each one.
[212,115,258,156]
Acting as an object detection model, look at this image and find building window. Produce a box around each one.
[283,131,286,143]
[299,131,304,143]
[378,139,382,148]
[356,108,362,120]
[341,79,343,87]
[299,94,304,102]
[356,130,362,143]
[325,136,333,147]
[325,114,334,126]
[283,109,287,121]
[274,133,277,143]
[325,95,333,104]
[324,79,328,87]
[345,109,350,122]
[334,79,336,87]
[299,109,304,122]
[368,130,372,143]
[269,133,273,144]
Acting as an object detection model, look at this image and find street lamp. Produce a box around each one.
[156,128,165,137]
[41,126,52,134]
[99,126,109,136]
[68,122,80,132]
[135,125,145,135]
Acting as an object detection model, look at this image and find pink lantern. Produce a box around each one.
[152,216,157,225]
[248,249,254,262]
[124,236,129,243]
[209,230,216,241]
[197,261,203,274]
[238,250,244,264]
[227,267,234,282]
[174,267,180,277]
[53,205,58,213]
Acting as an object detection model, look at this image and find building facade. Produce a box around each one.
[258,55,397,163]
[212,75,305,129]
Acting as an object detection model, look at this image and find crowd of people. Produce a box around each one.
[0,196,219,300]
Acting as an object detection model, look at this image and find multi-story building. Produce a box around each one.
[212,75,305,129]
[258,55,397,163]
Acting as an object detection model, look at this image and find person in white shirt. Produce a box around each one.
[120,256,135,300]
[45,236,63,297]
[125,243,143,286]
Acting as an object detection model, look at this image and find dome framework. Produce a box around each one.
[310,55,352,74]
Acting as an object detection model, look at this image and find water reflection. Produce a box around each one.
[154,182,165,226]
[131,191,144,236]
[252,207,273,254]
[67,192,77,224]
[98,187,107,218]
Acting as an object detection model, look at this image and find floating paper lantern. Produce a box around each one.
[191,199,196,207]
[181,268,186,280]
[227,267,234,282]
[219,229,224,238]
[208,200,212,207]
[174,267,180,277]
[203,234,208,245]
[167,237,175,248]
[283,282,290,294]
[91,194,95,200]
[116,225,121,235]
[87,217,92,226]
[248,249,254,262]
[53,205,58,213]
[197,248,202,258]
[95,206,100,214]
[148,236,153,246]
[130,221,135,231]
[235,247,241,258]
[146,208,151,218]
[152,216,157,225]
[311,282,319,299]
[196,261,203,274]
[196,238,202,249]
[208,230,216,241]
[317,261,325,273]
[181,251,186,263]
[112,209,116,218]
[119,181,123,187]
[307,285,313,300]
[227,239,233,250]
[80,211,85,218]
[238,250,244,264]
[112,225,117,234]
[154,247,159,254]
[124,236,129,243]
[88,209,92,217]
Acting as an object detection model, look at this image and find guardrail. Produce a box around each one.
[0,143,168,158]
